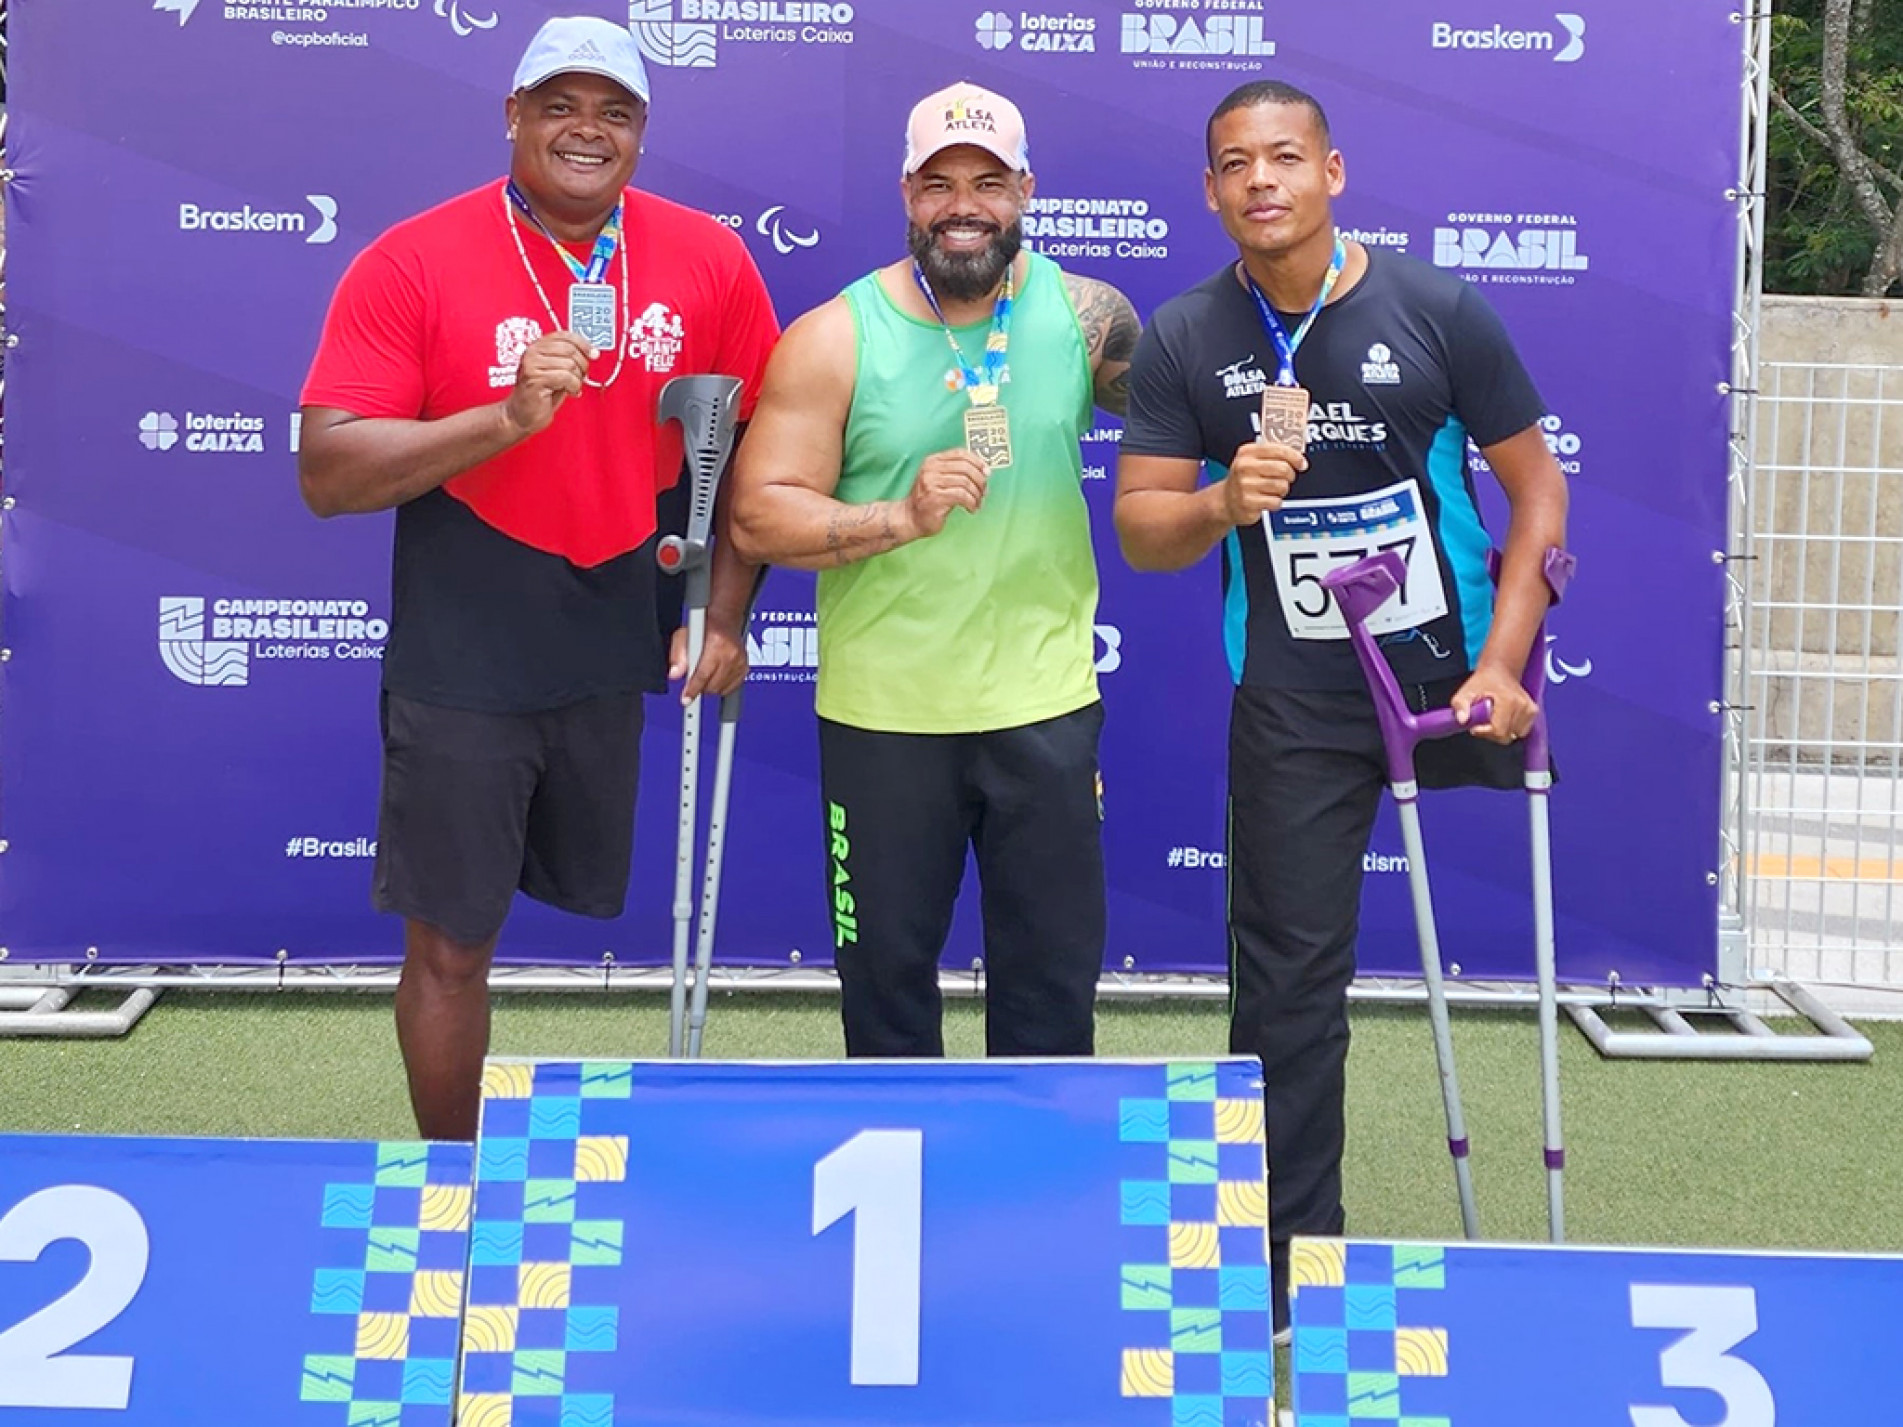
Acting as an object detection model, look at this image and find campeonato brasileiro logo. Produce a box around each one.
[1021,195,1169,262]
[158,596,387,687]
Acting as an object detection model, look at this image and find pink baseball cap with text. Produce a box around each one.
[902,81,1030,175]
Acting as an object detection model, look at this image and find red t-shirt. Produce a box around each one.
[303,180,779,568]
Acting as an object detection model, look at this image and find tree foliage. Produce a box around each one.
[1769,0,1903,296]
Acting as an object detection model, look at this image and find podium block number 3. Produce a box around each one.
[813,1130,924,1388]
[0,1186,152,1410]
[1629,1284,1776,1427]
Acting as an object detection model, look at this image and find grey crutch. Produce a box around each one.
[656,374,744,1059]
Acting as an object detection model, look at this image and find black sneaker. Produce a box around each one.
[1271,1238,1290,1346]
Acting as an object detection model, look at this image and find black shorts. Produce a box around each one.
[372,691,644,946]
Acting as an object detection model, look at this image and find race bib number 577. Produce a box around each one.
[1264,478,1450,641]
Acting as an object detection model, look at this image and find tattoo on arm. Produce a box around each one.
[1065,273,1141,416]
[823,502,901,567]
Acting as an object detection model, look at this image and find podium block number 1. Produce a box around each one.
[813,1129,924,1388]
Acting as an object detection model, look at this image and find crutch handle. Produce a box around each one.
[1413,700,1492,743]
[657,534,707,576]
[1321,553,1483,786]
[1325,546,1573,784]
[1484,546,1577,775]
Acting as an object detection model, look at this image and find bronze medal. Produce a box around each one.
[1259,383,1310,453]
[963,403,1013,471]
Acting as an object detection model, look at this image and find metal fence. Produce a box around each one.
[1741,361,1903,1009]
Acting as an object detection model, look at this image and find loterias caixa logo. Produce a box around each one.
[628,0,855,68]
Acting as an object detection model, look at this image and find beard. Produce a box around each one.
[907,217,1024,303]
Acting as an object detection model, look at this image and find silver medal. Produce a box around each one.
[567,281,616,353]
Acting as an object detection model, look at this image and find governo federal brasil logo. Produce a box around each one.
[746,612,1125,682]
[629,0,855,68]
[1120,6,1274,67]
[1433,209,1589,285]
[159,596,388,687]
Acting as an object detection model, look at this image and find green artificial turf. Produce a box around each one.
[3,990,1899,1257]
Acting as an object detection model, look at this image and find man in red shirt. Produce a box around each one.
[298,14,779,1140]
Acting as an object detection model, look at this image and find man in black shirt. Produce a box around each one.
[1116,80,1569,1336]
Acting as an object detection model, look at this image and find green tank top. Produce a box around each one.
[818,253,1100,733]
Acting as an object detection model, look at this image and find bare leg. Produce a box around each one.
[395,918,498,1141]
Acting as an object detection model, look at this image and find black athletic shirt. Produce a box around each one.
[1123,248,1545,691]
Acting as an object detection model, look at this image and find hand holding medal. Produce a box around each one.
[1245,233,1343,454]
[1223,436,1308,527]
[504,179,630,391]
[1223,234,1344,525]
[502,331,598,438]
[903,449,991,539]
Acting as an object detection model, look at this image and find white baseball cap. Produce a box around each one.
[902,81,1029,176]
[513,16,652,105]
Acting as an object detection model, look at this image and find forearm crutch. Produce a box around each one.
[1493,545,1575,1242]
[656,375,744,1059]
[1322,547,1572,1242]
[685,685,741,1059]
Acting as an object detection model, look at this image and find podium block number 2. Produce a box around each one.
[1629,1284,1776,1427]
[0,1185,152,1410]
[813,1130,924,1388]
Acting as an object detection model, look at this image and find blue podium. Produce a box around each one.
[456,1057,1273,1427]
[0,1134,473,1426]
[1292,1236,1903,1425]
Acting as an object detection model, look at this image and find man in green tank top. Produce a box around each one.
[732,81,1139,1058]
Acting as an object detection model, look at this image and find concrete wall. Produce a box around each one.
[1754,297,1903,756]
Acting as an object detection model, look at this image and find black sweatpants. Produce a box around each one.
[1227,679,1525,1300]
[818,702,1106,1058]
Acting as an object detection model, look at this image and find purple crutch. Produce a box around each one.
[1321,546,1573,1242]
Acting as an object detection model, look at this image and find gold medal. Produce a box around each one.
[963,403,1013,470]
[1259,384,1310,453]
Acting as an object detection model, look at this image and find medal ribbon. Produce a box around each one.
[505,179,623,283]
[1245,235,1346,387]
[913,261,1014,406]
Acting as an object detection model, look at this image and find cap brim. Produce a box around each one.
[903,137,1027,175]
[516,64,650,105]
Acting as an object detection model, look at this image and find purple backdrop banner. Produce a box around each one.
[0,0,1735,984]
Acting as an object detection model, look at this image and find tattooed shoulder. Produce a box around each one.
[1064,272,1140,364]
